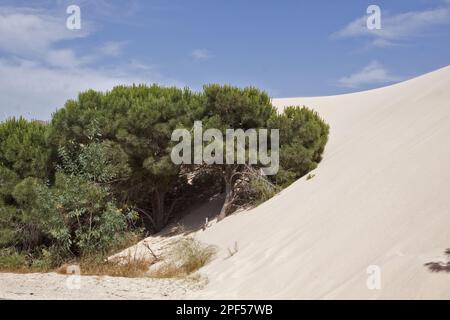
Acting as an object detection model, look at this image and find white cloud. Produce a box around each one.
[0,7,88,55]
[0,7,93,69]
[0,58,182,121]
[45,49,83,68]
[98,41,126,57]
[191,49,212,60]
[333,4,450,47]
[338,61,403,88]
[0,7,181,121]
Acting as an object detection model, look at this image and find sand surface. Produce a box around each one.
[194,65,450,299]
[0,272,206,300]
[1,66,449,299]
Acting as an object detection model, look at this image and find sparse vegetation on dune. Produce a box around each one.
[150,238,216,278]
[57,254,153,278]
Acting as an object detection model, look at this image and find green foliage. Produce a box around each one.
[250,177,281,205]
[152,237,216,277]
[0,248,28,270]
[268,106,329,187]
[0,166,19,204]
[58,140,130,184]
[0,118,52,254]
[0,175,47,251]
[0,83,330,273]
[202,84,275,131]
[39,172,130,259]
[0,118,50,179]
[50,85,204,231]
[0,136,137,268]
[199,85,277,218]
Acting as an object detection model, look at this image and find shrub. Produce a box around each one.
[0,136,139,269]
[199,85,277,219]
[250,177,280,205]
[0,118,50,180]
[0,248,28,271]
[0,84,329,274]
[151,237,216,278]
[0,118,53,257]
[268,106,329,187]
[50,85,204,232]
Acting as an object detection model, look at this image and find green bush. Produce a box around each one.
[39,173,130,259]
[152,237,216,278]
[0,135,138,268]
[50,85,204,232]
[0,84,330,273]
[268,106,329,187]
[0,248,28,270]
[250,177,280,205]
[0,118,50,180]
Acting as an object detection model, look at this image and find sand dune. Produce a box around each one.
[194,66,450,299]
[1,66,449,300]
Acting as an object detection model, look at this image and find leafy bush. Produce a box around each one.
[268,106,329,187]
[0,118,50,179]
[0,135,139,268]
[0,248,28,271]
[39,173,130,259]
[249,177,280,205]
[199,85,277,219]
[50,85,204,232]
[0,84,329,274]
[0,118,52,255]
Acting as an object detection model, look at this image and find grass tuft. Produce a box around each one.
[150,237,216,278]
[57,252,154,278]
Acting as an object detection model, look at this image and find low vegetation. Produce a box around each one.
[151,238,216,278]
[57,254,153,278]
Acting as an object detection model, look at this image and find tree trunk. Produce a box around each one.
[217,166,234,221]
[151,190,167,232]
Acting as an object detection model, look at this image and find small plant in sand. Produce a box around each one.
[151,237,216,278]
[306,173,315,180]
[226,241,239,259]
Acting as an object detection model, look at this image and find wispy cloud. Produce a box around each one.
[98,41,126,57]
[332,3,450,47]
[0,6,91,68]
[0,56,182,121]
[0,6,181,121]
[338,61,403,88]
[191,49,212,60]
[0,7,88,55]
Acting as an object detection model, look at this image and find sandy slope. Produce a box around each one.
[194,65,450,299]
[1,66,449,299]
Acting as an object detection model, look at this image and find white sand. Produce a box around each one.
[0,272,206,300]
[194,65,450,299]
[1,66,449,299]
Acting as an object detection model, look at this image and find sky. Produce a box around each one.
[0,0,449,120]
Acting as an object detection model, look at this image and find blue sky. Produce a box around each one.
[0,0,449,120]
